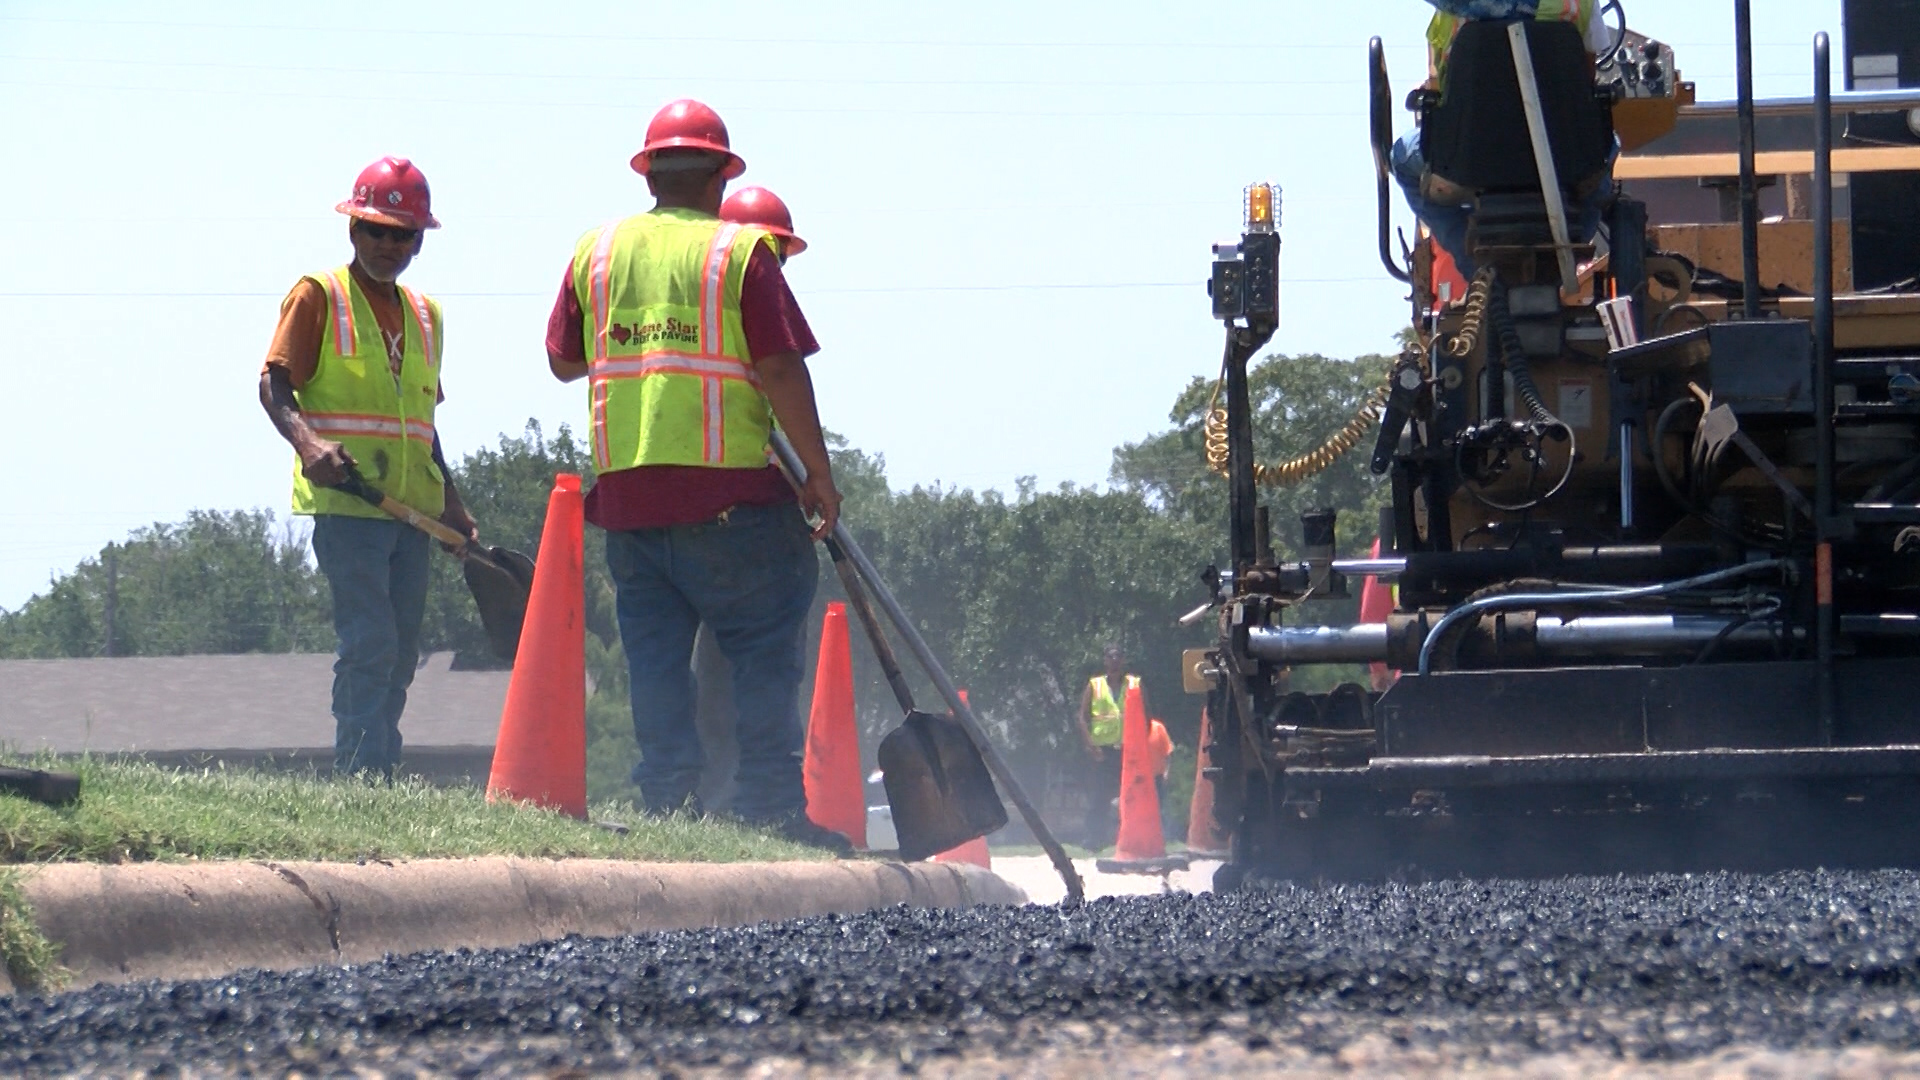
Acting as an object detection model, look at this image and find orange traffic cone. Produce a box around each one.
[1112,683,1166,861]
[1186,705,1232,858]
[1359,537,1398,692]
[486,474,587,819]
[803,602,866,848]
[933,689,991,868]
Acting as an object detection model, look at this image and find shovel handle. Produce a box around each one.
[335,471,497,569]
[826,538,919,716]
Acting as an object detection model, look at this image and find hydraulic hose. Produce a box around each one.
[1414,559,1791,675]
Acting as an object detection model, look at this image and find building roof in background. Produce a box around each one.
[0,653,509,753]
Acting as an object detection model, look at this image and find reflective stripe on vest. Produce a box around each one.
[573,210,773,473]
[290,267,444,519]
[1088,674,1140,746]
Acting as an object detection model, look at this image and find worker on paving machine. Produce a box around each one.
[1390,0,1615,276]
[259,156,477,779]
[544,99,848,852]
[1078,644,1153,848]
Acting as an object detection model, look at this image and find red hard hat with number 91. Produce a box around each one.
[720,187,807,257]
[631,99,746,179]
[336,156,441,230]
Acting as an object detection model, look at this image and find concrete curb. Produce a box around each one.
[12,857,1027,995]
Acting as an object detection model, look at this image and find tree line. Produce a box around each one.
[0,352,1394,811]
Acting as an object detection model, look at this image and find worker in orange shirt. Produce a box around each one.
[259,157,477,779]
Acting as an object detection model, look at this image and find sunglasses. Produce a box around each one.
[356,221,422,244]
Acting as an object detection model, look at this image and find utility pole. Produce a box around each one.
[102,543,119,658]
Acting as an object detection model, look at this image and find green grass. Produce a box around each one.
[0,868,62,991]
[0,756,824,866]
[0,756,829,991]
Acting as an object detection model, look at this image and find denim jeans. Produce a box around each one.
[604,502,818,821]
[311,514,430,777]
[1390,128,1616,280]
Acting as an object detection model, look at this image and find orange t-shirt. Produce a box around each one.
[1147,719,1173,779]
[262,264,441,401]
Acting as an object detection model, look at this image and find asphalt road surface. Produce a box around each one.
[8,869,1920,1077]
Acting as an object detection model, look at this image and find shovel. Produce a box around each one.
[333,468,536,664]
[825,531,1008,861]
[771,433,1085,902]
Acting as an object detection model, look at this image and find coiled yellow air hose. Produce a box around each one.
[1203,381,1392,487]
[1447,270,1497,359]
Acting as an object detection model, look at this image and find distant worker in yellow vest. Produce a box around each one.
[544,99,847,852]
[1078,643,1152,847]
[259,156,478,779]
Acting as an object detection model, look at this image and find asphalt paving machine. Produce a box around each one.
[1195,0,1920,887]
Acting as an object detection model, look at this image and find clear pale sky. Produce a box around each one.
[0,1,1846,609]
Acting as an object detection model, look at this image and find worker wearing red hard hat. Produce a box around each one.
[260,156,478,779]
[720,187,807,263]
[546,99,845,850]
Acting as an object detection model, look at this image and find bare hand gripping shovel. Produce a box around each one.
[770,433,1085,903]
[334,467,536,664]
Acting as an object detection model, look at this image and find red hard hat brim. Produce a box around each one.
[778,232,807,257]
[630,138,747,180]
[337,202,442,229]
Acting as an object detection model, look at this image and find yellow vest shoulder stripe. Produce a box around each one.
[320,267,359,358]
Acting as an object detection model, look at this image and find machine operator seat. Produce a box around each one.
[1418,18,1615,265]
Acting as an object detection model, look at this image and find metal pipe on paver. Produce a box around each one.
[767,432,1086,904]
[1735,0,1763,320]
[1813,29,1838,746]
[1244,615,1801,665]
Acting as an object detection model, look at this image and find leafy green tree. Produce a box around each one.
[0,510,331,659]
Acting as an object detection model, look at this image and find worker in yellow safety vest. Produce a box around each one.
[544,99,847,852]
[259,156,478,779]
[1078,643,1153,847]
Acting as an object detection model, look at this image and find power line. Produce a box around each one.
[0,15,1830,51]
[0,277,1387,300]
[0,78,1365,118]
[0,52,1811,88]
[0,52,1411,88]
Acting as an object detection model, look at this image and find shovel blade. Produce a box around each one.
[877,710,1009,862]
[462,546,536,663]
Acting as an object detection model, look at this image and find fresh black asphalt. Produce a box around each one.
[6,869,1920,1075]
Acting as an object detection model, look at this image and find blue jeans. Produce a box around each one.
[311,515,430,777]
[604,502,818,821]
[1390,128,1615,280]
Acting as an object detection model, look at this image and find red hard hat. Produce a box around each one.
[720,186,807,257]
[630,99,746,179]
[335,156,440,230]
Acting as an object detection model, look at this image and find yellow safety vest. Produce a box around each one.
[570,208,781,473]
[1088,674,1141,747]
[1428,0,1596,91]
[290,266,445,519]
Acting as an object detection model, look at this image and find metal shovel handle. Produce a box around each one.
[770,433,1086,903]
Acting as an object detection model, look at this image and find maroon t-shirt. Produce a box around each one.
[546,239,820,531]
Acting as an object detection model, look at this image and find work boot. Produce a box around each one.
[764,814,854,855]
